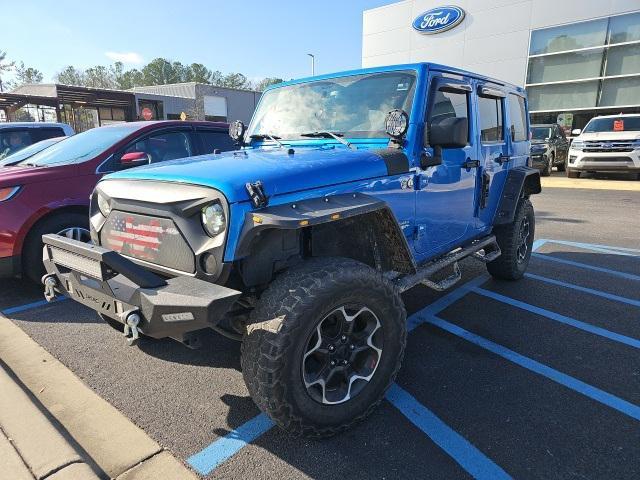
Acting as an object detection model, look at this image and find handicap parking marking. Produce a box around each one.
[386,384,512,480]
[422,315,640,422]
[471,287,640,349]
[532,253,640,282]
[187,413,275,476]
[1,297,67,316]
[524,272,640,308]
[547,239,640,258]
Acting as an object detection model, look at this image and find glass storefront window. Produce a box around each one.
[605,44,640,77]
[527,49,604,84]
[529,18,608,55]
[527,81,599,111]
[599,77,640,107]
[608,12,640,44]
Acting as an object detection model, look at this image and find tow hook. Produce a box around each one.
[122,311,141,346]
[42,275,59,303]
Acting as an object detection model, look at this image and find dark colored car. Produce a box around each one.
[0,122,74,161]
[0,120,233,282]
[530,123,569,176]
[0,137,66,167]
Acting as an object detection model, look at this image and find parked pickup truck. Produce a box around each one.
[41,63,541,437]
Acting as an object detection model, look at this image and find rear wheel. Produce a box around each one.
[541,154,552,176]
[22,212,90,284]
[487,198,534,281]
[241,257,406,437]
[556,155,566,172]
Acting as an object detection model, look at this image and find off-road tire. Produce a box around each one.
[487,198,534,281]
[241,257,406,438]
[566,169,580,178]
[22,212,89,284]
[541,154,552,176]
[556,157,566,172]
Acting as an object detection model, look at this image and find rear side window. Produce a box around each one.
[426,89,469,144]
[197,130,236,153]
[478,97,503,142]
[508,94,527,142]
[31,128,65,142]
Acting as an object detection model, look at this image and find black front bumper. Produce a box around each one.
[42,234,241,342]
[530,154,547,170]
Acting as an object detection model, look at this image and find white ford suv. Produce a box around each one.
[567,114,640,179]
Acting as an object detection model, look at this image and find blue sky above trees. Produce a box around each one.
[3,0,392,86]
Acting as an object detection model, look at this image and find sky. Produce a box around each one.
[2,0,394,83]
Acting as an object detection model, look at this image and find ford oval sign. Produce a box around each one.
[413,6,465,34]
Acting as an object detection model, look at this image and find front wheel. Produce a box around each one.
[487,198,535,281]
[241,257,406,437]
[541,155,552,177]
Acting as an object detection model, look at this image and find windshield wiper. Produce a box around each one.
[249,133,284,148]
[300,131,355,150]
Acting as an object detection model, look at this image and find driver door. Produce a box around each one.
[414,74,481,257]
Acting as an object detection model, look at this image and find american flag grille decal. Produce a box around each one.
[101,211,195,273]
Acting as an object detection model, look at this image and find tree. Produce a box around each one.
[141,58,184,85]
[185,63,212,84]
[84,65,115,89]
[6,62,43,89]
[0,50,15,92]
[55,66,85,86]
[219,72,248,89]
[255,77,284,91]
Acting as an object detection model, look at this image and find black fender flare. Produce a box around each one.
[494,166,541,225]
[234,192,416,274]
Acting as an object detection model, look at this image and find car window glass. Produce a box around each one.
[426,88,468,144]
[478,96,504,143]
[197,130,236,153]
[0,129,33,160]
[31,128,65,142]
[115,130,194,170]
[508,94,527,142]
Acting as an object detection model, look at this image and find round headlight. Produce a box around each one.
[385,109,409,139]
[97,193,111,217]
[229,120,246,143]
[201,203,226,237]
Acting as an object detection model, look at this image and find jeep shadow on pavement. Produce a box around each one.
[41,62,541,438]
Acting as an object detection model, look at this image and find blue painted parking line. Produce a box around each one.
[524,272,640,308]
[424,315,640,422]
[547,239,640,258]
[386,384,512,480]
[1,297,67,316]
[187,413,275,475]
[472,287,640,349]
[532,238,548,251]
[532,253,640,282]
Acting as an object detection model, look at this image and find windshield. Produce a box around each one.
[18,124,139,167]
[246,70,417,141]
[0,137,63,166]
[0,130,33,160]
[531,127,551,140]
[583,117,640,133]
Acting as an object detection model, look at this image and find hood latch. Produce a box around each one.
[246,181,268,208]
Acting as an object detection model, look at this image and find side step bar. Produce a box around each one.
[396,235,500,293]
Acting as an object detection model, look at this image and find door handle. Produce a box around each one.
[462,159,480,169]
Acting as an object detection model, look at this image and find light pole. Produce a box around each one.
[307,53,315,76]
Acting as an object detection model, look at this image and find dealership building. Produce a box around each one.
[363,1,640,131]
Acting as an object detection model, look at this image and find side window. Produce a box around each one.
[196,130,236,153]
[31,128,65,142]
[426,88,469,145]
[508,94,527,142]
[478,96,504,143]
[0,129,33,159]
[113,130,194,171]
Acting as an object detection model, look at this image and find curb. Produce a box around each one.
[0,313,198,480]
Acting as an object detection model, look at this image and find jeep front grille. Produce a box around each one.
[100,211,195,273]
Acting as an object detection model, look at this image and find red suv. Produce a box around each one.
[0,120,233,282]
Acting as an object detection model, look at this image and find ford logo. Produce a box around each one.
[413,6,465,34]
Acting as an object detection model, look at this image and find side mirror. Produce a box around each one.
[571,129,581,136]
[430,117,468,149]
[120,151,150,167]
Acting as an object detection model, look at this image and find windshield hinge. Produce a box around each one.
[246,181,268,208]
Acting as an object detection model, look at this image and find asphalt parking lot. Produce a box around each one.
[1,175,639,479]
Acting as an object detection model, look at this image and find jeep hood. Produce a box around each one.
[104,147,396,203]
[0,163,77,188]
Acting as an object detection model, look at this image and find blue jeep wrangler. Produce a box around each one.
[42,63,540,437]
